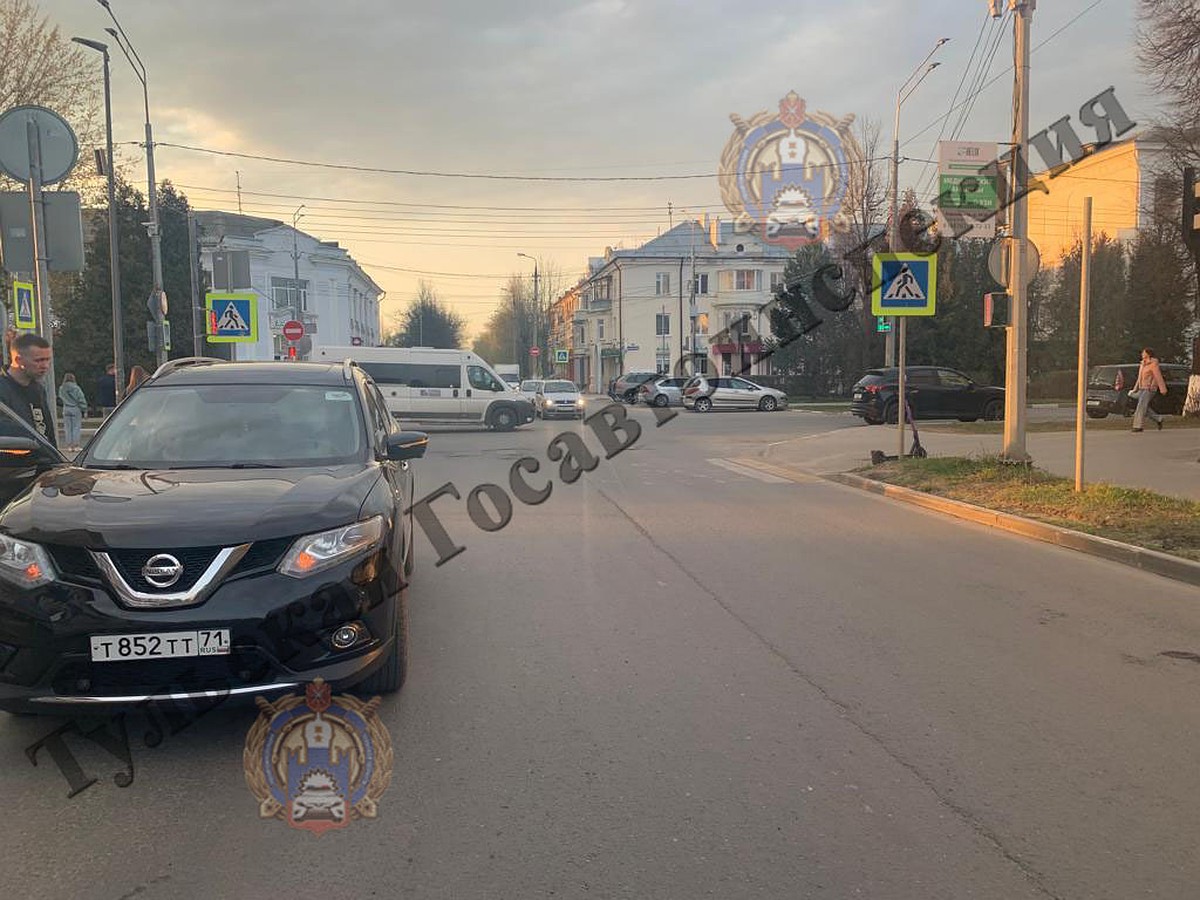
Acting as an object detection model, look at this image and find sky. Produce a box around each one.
[35,0,1155,342]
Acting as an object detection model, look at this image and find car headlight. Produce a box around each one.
[576,397,585,406]
[543,398,555,405]
[279,516,385,578]
[0,535,57,588]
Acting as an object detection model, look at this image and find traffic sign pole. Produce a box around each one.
[25,117,57,440]
[1074,198,1092,492]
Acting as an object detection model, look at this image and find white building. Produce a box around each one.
[572,219,792,391]
[195,211,383,361]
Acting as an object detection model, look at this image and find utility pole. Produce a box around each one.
[236,170,243,214]
[1002,0,1035,461]
[689,221,698,376]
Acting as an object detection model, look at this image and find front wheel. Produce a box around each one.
[758,396,778,412]
[693,396,713,413]
[490,406,518,430]
[983,399,1004,421]
[355,587,408,695]
[623,389,639,404]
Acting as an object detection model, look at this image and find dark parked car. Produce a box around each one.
[1085,363,1190,418]
[851,366,1004,424]
[0,358,427,714]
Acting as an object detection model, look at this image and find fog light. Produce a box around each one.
[330,623,366,651]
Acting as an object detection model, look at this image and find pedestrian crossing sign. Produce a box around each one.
[871,253,937,316]
[12,281,36,329]
[205,292,258,343]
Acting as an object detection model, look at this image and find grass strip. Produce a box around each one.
[857,455,1200,562]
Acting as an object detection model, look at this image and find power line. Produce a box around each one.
[901,0,1109,152]
[175,183,728,214]
[158,142,893,183]
[914,10,994,196]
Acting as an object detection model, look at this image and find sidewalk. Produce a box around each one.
[765,414,1200,501]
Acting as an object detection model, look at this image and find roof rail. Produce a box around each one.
[151,357,226,379]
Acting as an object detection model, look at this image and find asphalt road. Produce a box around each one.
[5,404,1200,899]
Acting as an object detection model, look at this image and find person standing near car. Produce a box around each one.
[58,373,88,452]
[1131,347,1167,432]
[0,333,57,448]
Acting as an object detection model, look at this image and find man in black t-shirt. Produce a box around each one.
[0,333,57,448]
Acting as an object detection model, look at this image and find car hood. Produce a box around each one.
[542,392,580,400]
[0,464,381,549]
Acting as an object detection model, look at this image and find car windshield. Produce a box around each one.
[519,381,541,392]
[84,383,366,468]
[543,381,576,393]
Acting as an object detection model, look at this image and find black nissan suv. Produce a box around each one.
[0,358,427,714]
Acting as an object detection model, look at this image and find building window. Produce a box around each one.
[271,276,308,311]
[694,313,709,334]
[655,272,671,296]
[770,271,786,292]
[692,273,709,295]
[695,355,709,375]
[656,352,670,374]
[655,313,670,336]
[735,269,761,291]
[598,319,605,340]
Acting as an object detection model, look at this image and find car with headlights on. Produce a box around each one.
[536,380,585,419]
[0,358,427,714]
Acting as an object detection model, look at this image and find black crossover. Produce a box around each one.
[851,366,1005,424]
[0,359,427,713]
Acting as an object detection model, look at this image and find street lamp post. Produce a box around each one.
[98,0,166,367]
[888,38,947,459]
[72,36,125,401]
[517,253,538,377]
[886,37,949,367]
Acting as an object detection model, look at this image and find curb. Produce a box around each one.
[828,472,1200,588]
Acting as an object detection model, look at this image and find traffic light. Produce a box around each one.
[1183,166,1200,252]
[984,292,1010,328]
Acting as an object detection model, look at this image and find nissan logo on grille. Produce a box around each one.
[141,554,184,589]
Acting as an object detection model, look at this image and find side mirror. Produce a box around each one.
[385,430,428,462]
[0,436,61,469]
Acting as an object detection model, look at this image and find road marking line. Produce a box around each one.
[727,457,823,484]
[706,458,792,483]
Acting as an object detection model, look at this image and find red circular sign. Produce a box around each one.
[529,347,540,356]
[282,320,304,341]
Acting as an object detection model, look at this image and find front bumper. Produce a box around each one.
[0,551,398,712]
[540,403,585,418]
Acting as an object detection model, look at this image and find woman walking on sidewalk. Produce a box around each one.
[1131,347,1167,432]
[58,373,88,452]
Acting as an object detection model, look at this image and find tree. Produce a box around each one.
[0,0,103,200]
[472,275,538,372]
[1035,235,1133,368]
[1137,0,1200,161]
[1124,228,1192,362]
[53,177,203,391]
[383,282,465,349]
